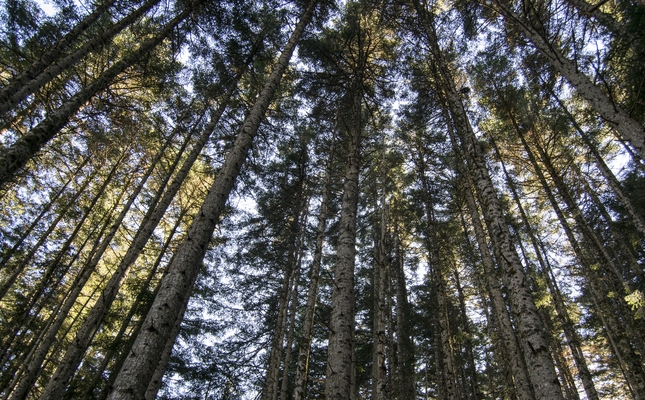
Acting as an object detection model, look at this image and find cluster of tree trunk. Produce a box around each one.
[0,0,644,398]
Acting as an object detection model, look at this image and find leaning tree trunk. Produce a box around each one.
[491,0,645,161]
[36,123,194,400]
[0,155,91,272]
[548,88,645,239]
[411,2,563,396]
[105,3,318,398]
[0,0,159,118]
[513,120,645,399]
[0,3,195,188]
[7,145,159,400]
[82,206,186,399]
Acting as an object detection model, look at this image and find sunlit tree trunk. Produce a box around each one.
[514,120,645,399]
[489,136,601,400]
[7,145,160,400]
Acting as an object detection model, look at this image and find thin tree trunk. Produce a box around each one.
[371,198,388,400]
[279,239,305,400]
[547,86,645,239]
[393,225,415,400]
[0,0,159,117]
[0,155,91,271]
[0,165,99,300]
[453,266,479,400]
[0,3,195,187]
[263,170,308,400]
[105,4,318,398]
[292,134,335,400]
[82,207,186,398]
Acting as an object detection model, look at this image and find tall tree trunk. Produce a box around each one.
[82,207,186,399]
[263,165,308,400]
[392,225,415,400]
[292,133,335,400]
[0,0,159,118]
[37,123,193,400]
[324,87,362,400]
[512,120,645,399]
[105,3,318,398]
[453,266,479,400]
[0,3,195,187]
[279,238,305,400]
[489,135,601,400]
[371,198,388,400]
[458,160,535,400]
[7,144,158,400]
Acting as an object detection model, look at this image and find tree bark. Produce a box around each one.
[104,3,318,398]
[7,144,158,400]
[324,86,362,400]
[371,198,388,400]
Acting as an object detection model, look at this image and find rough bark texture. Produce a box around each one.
[0,0,159,117]
[411,0,559,393]
[0,5,191,188]
[410,2,564,391]
[460,177,534,400]
[489,136,600,400]
[104,3,317,398]
[515,125,645,399]
[325,89,362,400]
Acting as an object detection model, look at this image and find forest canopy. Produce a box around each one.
[0,0,644,398]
